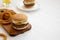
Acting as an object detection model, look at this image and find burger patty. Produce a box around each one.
[12,23,28,28]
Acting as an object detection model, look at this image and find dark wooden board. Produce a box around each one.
[2,23,31,36]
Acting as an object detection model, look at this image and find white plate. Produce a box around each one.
[17,2,40,12]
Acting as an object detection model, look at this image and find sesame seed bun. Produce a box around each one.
[12,14,28,25]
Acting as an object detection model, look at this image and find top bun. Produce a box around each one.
[12,14,27,22]
[24,0,34,2]
[0,9,16,24]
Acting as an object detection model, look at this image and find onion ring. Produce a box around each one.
[0,33,7,40]
[0,11,12,24]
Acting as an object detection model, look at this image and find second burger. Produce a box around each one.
[11,14,28,30]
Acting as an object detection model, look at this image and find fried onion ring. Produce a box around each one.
[0,9,16,24]
[0,33,7,40]
[0,11,11,24]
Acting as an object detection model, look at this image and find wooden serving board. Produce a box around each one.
[2,23,31,36]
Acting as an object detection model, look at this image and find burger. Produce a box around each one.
[23,0,35,8]
[12,14,28,30]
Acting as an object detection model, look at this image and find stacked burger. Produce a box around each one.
[12,14,30,30]
[23,0,35,8]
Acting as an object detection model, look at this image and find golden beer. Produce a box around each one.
[3,0,11,4]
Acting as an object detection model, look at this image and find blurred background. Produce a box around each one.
[0,0,60,40]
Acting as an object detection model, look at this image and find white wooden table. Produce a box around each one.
[0,0,60,40]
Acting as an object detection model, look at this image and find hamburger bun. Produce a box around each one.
[12,14,28,25]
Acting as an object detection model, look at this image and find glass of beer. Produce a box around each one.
[3,0,11,7]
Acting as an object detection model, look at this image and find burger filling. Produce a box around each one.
[23,1,35,7]
[12,20,28,28]
[12,20,28,25]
